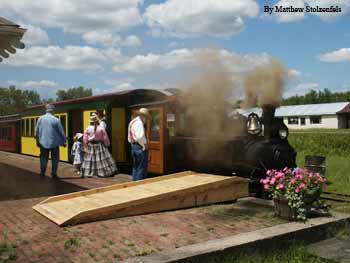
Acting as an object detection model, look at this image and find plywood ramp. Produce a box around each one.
[33,171,248,226]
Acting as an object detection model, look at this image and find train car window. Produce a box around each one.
[150,110,160,141]
[0,127,3,140]
[300,118,306,125]
[60,115,66,133]
[25,119,30,137]
[30,118,35,137]
[166,113,175,137]
[310,116,321,124]
[288,117,299,125]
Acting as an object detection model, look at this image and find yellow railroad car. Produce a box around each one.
[19,89,167,167]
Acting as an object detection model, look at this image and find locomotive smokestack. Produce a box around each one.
[262,104,276,139]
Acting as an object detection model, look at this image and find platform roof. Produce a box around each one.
[235,102,350,117]
[0,17,26,62]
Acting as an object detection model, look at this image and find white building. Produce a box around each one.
[236,102,350,129]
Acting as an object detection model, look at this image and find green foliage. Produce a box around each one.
[184,242,331,263]
[56,86,92,101]
[283,88,350,105]
[64,237,81,250]
[0,232,17,262]
[289,132,350,157]
[297,154,350,195]
[0,86,41,115]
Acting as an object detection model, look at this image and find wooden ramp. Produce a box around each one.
[33,171,248,226]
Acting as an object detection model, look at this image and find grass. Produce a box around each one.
[183,242,335,263]
[64,237,81,250]
[296,152,350,195]
[0,232,17,262]
[289,132,350,157]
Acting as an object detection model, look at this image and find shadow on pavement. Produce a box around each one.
[0,163,86,201]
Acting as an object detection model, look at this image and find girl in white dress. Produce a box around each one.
[71,133,84,175]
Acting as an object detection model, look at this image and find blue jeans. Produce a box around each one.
[40,147,60,176]
[131,144,148,181]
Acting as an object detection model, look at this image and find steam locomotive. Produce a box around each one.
[172,104,297,195]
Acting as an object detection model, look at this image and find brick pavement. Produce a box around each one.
[0,151,286,262]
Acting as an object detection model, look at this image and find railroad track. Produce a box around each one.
[321,191,350,203]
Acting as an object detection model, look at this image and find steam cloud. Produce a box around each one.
[243,59,287,108]
[177,50,288,167]
[180,49,241,137]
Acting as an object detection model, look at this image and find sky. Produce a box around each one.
[0,0,349,100]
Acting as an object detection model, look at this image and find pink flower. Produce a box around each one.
[295,168,302,176]
[299,183,306,189]
[267,170,272,176]
[283,167,288,172]
[290,178,296,184]
[276,172,284,179]
[295,188,300,193]
[264,184,269,190]
[270,178,276,184]
[278,183,284,189]
[296,174,303,180]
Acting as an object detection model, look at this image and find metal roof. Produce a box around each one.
[0,17,26,62]
[236,102,350,117]
[22,89,167,112]
[0,114,21,123]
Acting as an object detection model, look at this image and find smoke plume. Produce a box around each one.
[243,59,287,108]
[180,49,242,137]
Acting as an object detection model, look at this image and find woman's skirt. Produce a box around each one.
[81,142,117,177]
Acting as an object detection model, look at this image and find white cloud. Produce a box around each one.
[112,48,271,74]
[4,45,109,72]
[123,35,142,48]
[319,48,350,63]
[288,69,302,78]
[144,0,259,38]
[284,82,320,97]
[7,80,58,89]
[82,31,121,48]
[21,80,58,89]
[1,0,143,35]
[22,24,50,46]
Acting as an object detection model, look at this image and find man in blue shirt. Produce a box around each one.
[35,104,66,178]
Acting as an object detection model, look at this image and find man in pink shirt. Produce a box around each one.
[128,108,150,181]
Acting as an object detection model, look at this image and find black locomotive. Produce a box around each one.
[173,104,297,195]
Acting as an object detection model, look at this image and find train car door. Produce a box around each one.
[111,108,126,162]
[147,107,164,174]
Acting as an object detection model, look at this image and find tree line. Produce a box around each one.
[0,86,92,116]
[282,89,350,105]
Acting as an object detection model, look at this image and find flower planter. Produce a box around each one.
[273,197,296,220]
[273,197,313,221]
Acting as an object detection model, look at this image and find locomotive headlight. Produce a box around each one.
[279,128,288,139]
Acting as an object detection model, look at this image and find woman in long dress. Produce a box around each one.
[81,114,117,177]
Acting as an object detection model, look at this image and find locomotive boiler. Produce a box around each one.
[172,104,297,195]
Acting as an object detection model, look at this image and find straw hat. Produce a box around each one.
[90,113,99,123]
[138,108,150,118]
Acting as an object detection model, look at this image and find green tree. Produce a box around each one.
[282,89,350,106]
[0,86,42,115]
[56,86,92,101]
